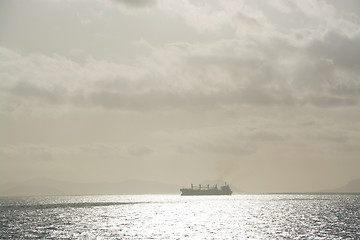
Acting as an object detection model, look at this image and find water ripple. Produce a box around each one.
[0,201,145,210]
[1,194,359,239]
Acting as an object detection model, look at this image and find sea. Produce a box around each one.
[1,194,359,239]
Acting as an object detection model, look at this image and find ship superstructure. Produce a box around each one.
[180,183,232,196]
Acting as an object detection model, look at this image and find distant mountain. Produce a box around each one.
[0,185,65,196]
[329,178,360,193]
[0,178,179,196]
[0,178,246,196]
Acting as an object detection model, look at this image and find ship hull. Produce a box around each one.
[180,188,232,196]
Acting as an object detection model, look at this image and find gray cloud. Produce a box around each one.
[302,95,358,107]
[328,1,360,16]
[308,31,360,72]
[329,85,360,97]
[316,133,349,144]
[199,141,255,156]
[8,81,67,105]
[1,3,359,112]
[3,77,356,112]
[128,145,153,156]
[177,146,195,154]
[112,0,157,8]
[88,87,297,111]
[236,12,259,26]
[249,131,285,142]
[0,145,54,162]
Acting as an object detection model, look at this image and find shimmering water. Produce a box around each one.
[1,194,359,239]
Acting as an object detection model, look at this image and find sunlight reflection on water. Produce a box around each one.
[1,194,359,239]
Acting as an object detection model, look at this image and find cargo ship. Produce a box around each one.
[180,183,232,196]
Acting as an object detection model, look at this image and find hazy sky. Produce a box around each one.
[1,0,359,192]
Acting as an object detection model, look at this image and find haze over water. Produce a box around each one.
[1,194,359,239]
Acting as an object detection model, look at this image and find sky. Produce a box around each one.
[0,0,359,193]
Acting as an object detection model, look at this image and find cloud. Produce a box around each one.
[176,146,195,154]
[308,31,360,72]
[0,1,358,117]
[199,140,255,156]
[302,95,358,107]
[328,0,360,16]
[1,0,359,113]
[0,144,125,163]
[235,12,259,26]
[128,145,153,156]
[112,0,157,8]
[1,34,359,114]
[249,131,285,142]
[8,81,67,105]
[0,145,54,162]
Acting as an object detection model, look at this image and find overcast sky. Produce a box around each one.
[1,0,359,192]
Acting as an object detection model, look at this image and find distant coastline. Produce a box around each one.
[253,192,360,195]
[1,178,359,197]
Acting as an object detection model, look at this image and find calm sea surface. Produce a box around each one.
[1,194,359,239]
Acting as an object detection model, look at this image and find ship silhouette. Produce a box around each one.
[180,183,232,196]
